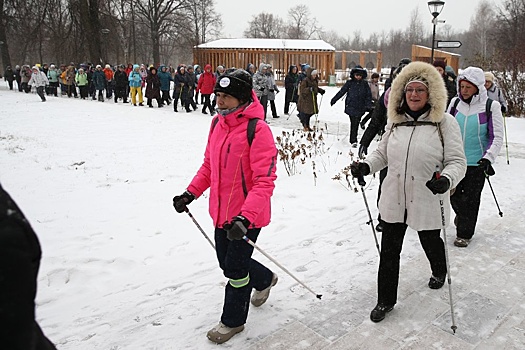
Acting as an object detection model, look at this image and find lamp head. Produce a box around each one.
[428,1,445,18]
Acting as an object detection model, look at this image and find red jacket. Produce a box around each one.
[197,64,216,94]
[187,91,277,228]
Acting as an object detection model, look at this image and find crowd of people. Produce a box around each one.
[2,58,509,345]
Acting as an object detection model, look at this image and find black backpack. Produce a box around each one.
[210,116,259,146]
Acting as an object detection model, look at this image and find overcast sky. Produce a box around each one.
[217,0,503,40]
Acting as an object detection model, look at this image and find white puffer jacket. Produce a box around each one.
[365,61,466,231]
[28,68,49,88]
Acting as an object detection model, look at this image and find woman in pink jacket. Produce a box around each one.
[173,68,278,344]
[196,64,217,115]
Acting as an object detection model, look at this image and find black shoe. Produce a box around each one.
[174,108,178,112]
[139,103,144,106]
[370,303,394,323]
[186,109,192,113]
[149,105,153,108]
[273,115,280,118]
[360,122,366,130]
[428,274,446,289]
[375,222,383,232]
[202,110,208,114]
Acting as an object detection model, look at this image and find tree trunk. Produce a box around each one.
[0,0,12,73]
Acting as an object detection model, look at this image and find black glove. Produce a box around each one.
[224,215,250,241]
[358,144,368,159]
[477,158,495,176]
[501,105,506,113]
[269,89,274,92]
[259,87,265,91]
[350,161,370,186]
[172,190,195,213]
[425,172,450,194]
[319,88,325,95]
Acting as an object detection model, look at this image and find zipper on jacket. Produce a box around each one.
[402,127,417,216]
[223,143,231,169]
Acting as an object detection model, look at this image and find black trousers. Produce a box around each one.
[257,95,268,120]
[284,88,296,114]
[48,82,58,96]
[377,222,446,306]
[0,185,57,350]
[114,86,127,102]
[201,94,213,114]
[349,115,362,143]
[78,85,88,99]
[451,166,486,240]
[35,86,46,101]
[269,99,278,117]
[214,228,273,328]
[161,90,170,105]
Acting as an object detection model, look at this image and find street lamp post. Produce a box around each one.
[428,1,445,62]
[101,28,110,64]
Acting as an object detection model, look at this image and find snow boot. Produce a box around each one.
[370,303,394,323]
[206,322,244,344]
[454,237,470,247]
[428,274,446,289]
[251,273,278,307]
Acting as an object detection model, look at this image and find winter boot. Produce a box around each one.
[251,273,278,307]
[370,303,394,323]
[202,109,208,115]
[139,102,144,106]
[375,221,384,232]
[454,237,470,247]
[206,322,244,344]
[428,274,446,289]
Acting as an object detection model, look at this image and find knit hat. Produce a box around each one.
[214,69,253,103]
[96,64,102,69]
[432,60,446,70]
[484,71,495,82]
[404,76,429,90]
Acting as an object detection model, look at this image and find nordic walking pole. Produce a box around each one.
[185,208,215,249]
[287,103,297,120]
[242,235,323,300]
[355,173,381,256]
[435,166,457,334]
[503,113,510,165]
[484,172,503,217]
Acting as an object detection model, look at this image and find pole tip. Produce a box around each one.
[451,325,457,334]
[499,212,503,217]
[316,294,322,300]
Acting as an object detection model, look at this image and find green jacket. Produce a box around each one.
[75,72,88,86]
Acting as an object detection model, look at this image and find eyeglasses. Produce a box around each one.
[405,88,428,95]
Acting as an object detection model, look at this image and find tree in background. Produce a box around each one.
[244,12,284,39]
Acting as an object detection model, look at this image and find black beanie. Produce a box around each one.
[214,69,253,103]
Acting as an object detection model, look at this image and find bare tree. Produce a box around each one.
[406,7,425,45]
[134,0,187,65]
[470,0,495,59]
[286,5,321,39]
[243,12,284,38]
[187,0,222,45]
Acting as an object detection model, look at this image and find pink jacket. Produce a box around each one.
[187,91,277,228]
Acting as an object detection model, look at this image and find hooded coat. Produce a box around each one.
[157,66,172,91]
[197,64,216,95]
[187,90,277,228]
[447,67,504,166]
[297,67,323,115]
[331,66,372,117]
[284,65,299,102]
[145,67,161,99]
[128,65,142,87]
[252,63,270,98]
[28,67,49,87]
[365,61,466,231]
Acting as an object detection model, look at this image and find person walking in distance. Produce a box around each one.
[350,61,466,323]
[28,66,49,102]
[172,69,278,344]
[330,65,372,147]
[196,64,217,115]
[284,64,299,116]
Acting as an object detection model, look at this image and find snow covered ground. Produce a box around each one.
[1,83,525,349]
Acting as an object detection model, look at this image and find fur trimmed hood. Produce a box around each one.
[387,61,448,124]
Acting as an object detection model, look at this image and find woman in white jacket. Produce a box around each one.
[351,61,466,323]
[28,66,49,102]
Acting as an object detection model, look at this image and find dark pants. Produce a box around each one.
[214,228,273,328]
[349,115,362,144]
[7,80,14,90]
[451,166,486,240]
[0,185,57,350]
[36,86,46,101]
[377,222,446,306]
[201,94,213,114]
[298,112,313,129]
[114,86,127,102]
[257,95,268,120]
[66,84,77,98]
[161,90,170,105]
[78,85,88,99]
[97,89,104,101]
[361,108,374,127]
[173,88,187,111]
[147,97,162,107]
[106,82,113,99]
[21,82,31,93]
[16,78,22,91]
[185,89,197,111]
[48,82,58,96]
[269,99,278,117]
[284,88,297,114]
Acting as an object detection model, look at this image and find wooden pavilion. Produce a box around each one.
[193,38,336,82]
[411,45,460,74]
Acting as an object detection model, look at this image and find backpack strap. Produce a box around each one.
[450,97,460,116]
[486,98,493,119]
[210,116,258,147]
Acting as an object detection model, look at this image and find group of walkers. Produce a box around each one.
[3,58,508,347]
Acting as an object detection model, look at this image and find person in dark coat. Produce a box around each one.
[185,65,197,112]
[15,65,22,91]
[172,65,189,112]
[330,65,372,147]
[284,65,299,115]
[145,66,162,108]
[433,60,457,106]
[92,65,107,101]
[113,64,129,103]
[4,65,16,90]
[0,183,57,350]
[297,67,325,131]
